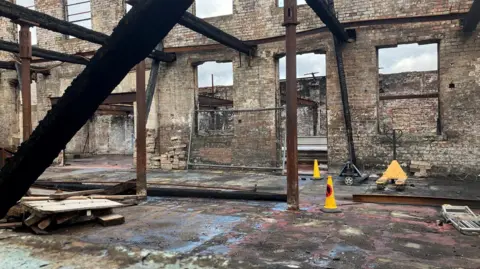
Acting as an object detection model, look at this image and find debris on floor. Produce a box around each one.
[1,186,134,234]
[442,204,480,235]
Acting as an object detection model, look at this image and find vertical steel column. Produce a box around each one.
[145,42,163,120]
[136,60,147,197]
[283,0,299,211]
[333,37,357,165]
[19,24,32,141]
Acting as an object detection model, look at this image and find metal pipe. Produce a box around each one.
[136,60,147,197]
[196,107,284,113]
[334,37,357,165]
[19,24,32,141]
[188,163,283,170]
[283,0,299,211]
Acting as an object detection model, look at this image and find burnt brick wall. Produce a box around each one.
[379,71,439,134]
[327,20,480,175]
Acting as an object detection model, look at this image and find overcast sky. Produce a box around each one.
[198,62,234,87]
[196,0,233,18]
[379,43,438,74]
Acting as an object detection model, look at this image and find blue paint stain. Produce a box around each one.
[0,247,50,269]
[329,244,360,258]
[272,203,287,211]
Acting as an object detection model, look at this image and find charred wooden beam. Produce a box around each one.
[305,0,351,42]
[379,93,439,101]
[179,12,255,55]
[0,0,193,219]
[127,0,255,55]
[463,0,480,32]
[0,40,89,65]
[0,60,50,75]
[0,0,176,62]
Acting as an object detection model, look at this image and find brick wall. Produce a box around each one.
[1,0,478,174]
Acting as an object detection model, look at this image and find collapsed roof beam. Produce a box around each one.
[0,0,176,62]
[127,0,256,55]
[0,60,50,75]
[0,40,89,65]
[305,0,351,43]
[463,0,480,32]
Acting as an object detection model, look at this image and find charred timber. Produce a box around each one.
[0,0,176,62]
[0,0,193,218]
[32,182,288,202]
[0,40,89,65]
[0,60,50,75]
[305,0,351,42]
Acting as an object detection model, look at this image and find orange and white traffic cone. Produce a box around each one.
[321,175,342,213]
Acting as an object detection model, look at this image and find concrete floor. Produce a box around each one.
[1,156,480,269]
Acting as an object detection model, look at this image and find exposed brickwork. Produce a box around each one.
[0,0,478,175]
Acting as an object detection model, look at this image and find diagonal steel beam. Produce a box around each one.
[0,0,193,218]
[463,0,480,32]
[0,39,89,65]
[305,0,350,43]
[127,0,256,55]
[0,0,176,62]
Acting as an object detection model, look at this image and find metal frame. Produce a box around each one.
[65,0,92,26]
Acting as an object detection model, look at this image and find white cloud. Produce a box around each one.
[379,43,438,74]
[197,62,233,87]
[279,53,326,79]
[196,0,232,18]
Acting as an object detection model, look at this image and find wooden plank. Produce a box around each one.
[104,179,136,195]
[49,189,105,200]
[97,214,125,227]
[0,222,23,229]
[22,195,139,202]
[37,218,52,230]
[28,187,58,197]
[30,226,48,235]
[24,214,43,227]
[55,212,79,225]
[22,199,124,214]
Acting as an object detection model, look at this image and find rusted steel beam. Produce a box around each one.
[0,0,193,219]
[0,40,89,65]
[50,92,136,106]
[284,0,299,211]
[463,0,480,32]
[136,60,147,197]
[127,0,255,55]
[97,104,133,113]
[379,93,439,101]
[352,194,480,209]
[0,0,175,63]
[305,0,350,43]
[19,24,32,141]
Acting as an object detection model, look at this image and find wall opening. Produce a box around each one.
[278,52,327,136]
[16,0,37,45]
[196,61,234,136]
[65,0,92,34]
[195,0,233,19]
[377,43,440,135]
[277,52,327,171]
[278,0,307,7]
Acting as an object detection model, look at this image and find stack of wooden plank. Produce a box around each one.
[21,198,125,234]
[1,182,142,234]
